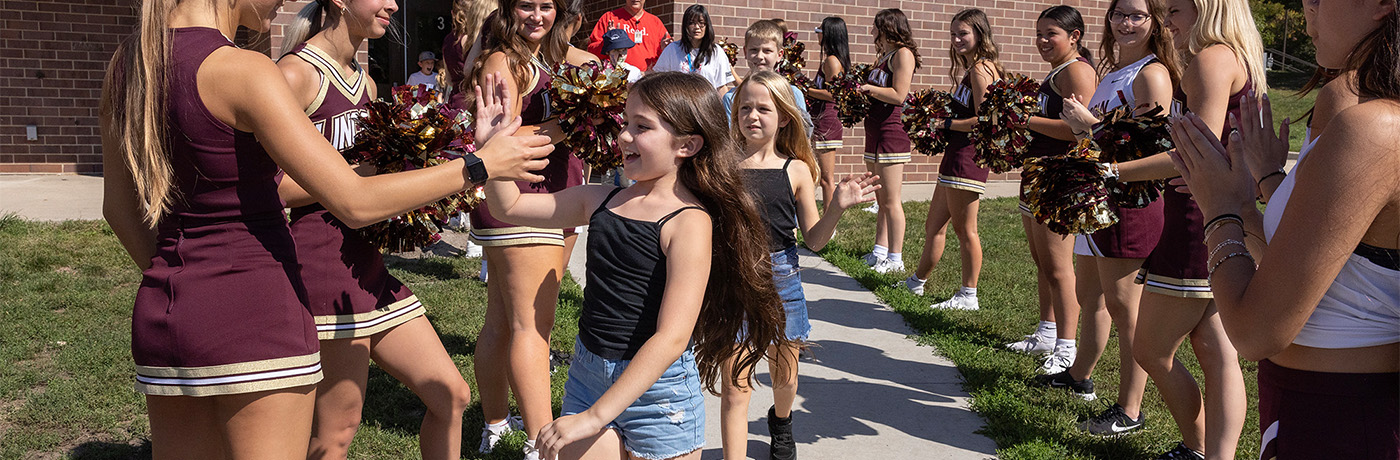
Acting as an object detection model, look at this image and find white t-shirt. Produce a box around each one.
[652,42,735,89]
[407,71,439,90]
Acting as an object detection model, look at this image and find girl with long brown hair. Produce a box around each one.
[483,71,790,460]
[1170,0,1398,455]
[901,8,1000,309]
[274,1,475,458]
[100,1,550,457]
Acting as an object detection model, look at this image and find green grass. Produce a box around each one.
[0,216,578,459]
[812,198,1261,460]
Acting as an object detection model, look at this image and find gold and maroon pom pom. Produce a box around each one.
[902,89,954,156]
[831,63,873,128]
[551,61,628,171]
[343,84,481,252]
[1022,138,1118,235]
[1092,105,1171,208]
[776,37,812,91]
[971,74,1041,173]
[719,40,739,67]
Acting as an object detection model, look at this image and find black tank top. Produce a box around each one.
[580,188,707,360]
[743,158,798,252]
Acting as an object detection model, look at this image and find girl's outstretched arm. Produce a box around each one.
[535,210,713,459]
[792,165,879,251]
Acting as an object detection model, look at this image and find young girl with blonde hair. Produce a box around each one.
[722,70,879,460]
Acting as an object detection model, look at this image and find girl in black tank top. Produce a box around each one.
[480,73,789,459]
[726,72,880,460]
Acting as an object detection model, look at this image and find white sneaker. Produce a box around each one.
[1041,346,1075,375]
[899,276,925,295]
[465,240,483,258]
[872,258,904,274]
[478,415,524,453]
[931,293,979,310]
[522,443,541,460]
[863,202,879,213]
[862,252,883,267]
[1005,334,1055,355]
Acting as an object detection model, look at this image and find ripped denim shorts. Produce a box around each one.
[560,338,705,459]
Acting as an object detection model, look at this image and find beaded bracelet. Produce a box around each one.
[1209,239,1247,262]
[1205,213,1243,231]
[1208,251,1256,277]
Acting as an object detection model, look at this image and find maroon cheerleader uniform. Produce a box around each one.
[1073,55,1165,259]
[938,69,991,194]
[1135,83,1250,298]
[469,60,586,246]
[811,66,843,150]
[441,31,470,111]
[282,43,425,340]
[863,51,912,164]
[131,27,321,396]
[1020,58,1088,216]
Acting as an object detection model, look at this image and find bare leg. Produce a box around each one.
[308,337,372,459]
[1097,258,1150,417]
[914,186,953,281]
[1133,293,1211,453]
[873,162,906,254]
[718,355,753,460]
[148,386,316,460]
[559,427,626,460]
[499,244,565,439]
[1028,219,1075,338]
[475,248,513,426]
[865,161,889,249]
[944,188,981,288]
[1187,303,1246,460]
[1021,215,1056,325]
[370,316,473,460]
[1068,256,1107,380]
[769,343,801,418]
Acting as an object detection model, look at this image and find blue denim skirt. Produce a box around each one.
[561,339,706,459]
[772,246,812,341]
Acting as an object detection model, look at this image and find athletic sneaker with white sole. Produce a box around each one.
[1040,346,1075,374]
[1005,334,1055,354]
[1155,442,1205,459]
[862,252,883,267]
[930,292,979,310]
[862,202,879,213]
[523,443,541,460]
[478,415,524,453]
[1034,370,1097,401]
[872,257,904,274]
[898,276,926,295]
[1078,403,1146,436]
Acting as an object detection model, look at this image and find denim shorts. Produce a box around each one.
[561,339,706,459]
[772,246,812,341]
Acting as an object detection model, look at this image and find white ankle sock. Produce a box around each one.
[959,286,977,296]
[887,252,903,264]
[1036,321,1057,338]
[487,419,510,431]
[1055,338,1076,350]
[873,245,888,258]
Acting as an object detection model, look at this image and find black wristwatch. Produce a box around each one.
[942,118,952,130]
[463,152,489,185]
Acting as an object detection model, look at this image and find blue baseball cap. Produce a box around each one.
[602,29,635,53]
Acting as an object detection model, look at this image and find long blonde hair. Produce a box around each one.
[1184,0,1268,96]
[104,0,177,226]
[731,71,819,183]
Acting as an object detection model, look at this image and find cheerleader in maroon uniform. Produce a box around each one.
[1119,0,1264,456]
[1013,5,1097,376]
[901,9,1002,305]
[1047,0,1181,438]
[802,16,850,206]
[467,0,595,456]
[100,0,550,456]
[856,8,921,275]
[273,1,474,458]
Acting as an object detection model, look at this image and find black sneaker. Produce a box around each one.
[1033,370,1097,401]
[1078,403,1145,436]
[1155,442,1204,460]
[767,406,796,460]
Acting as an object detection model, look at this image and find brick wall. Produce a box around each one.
[2,0,1109,180]
[0,0,137,174]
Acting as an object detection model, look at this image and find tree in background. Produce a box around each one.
[1250,0,1312,66]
